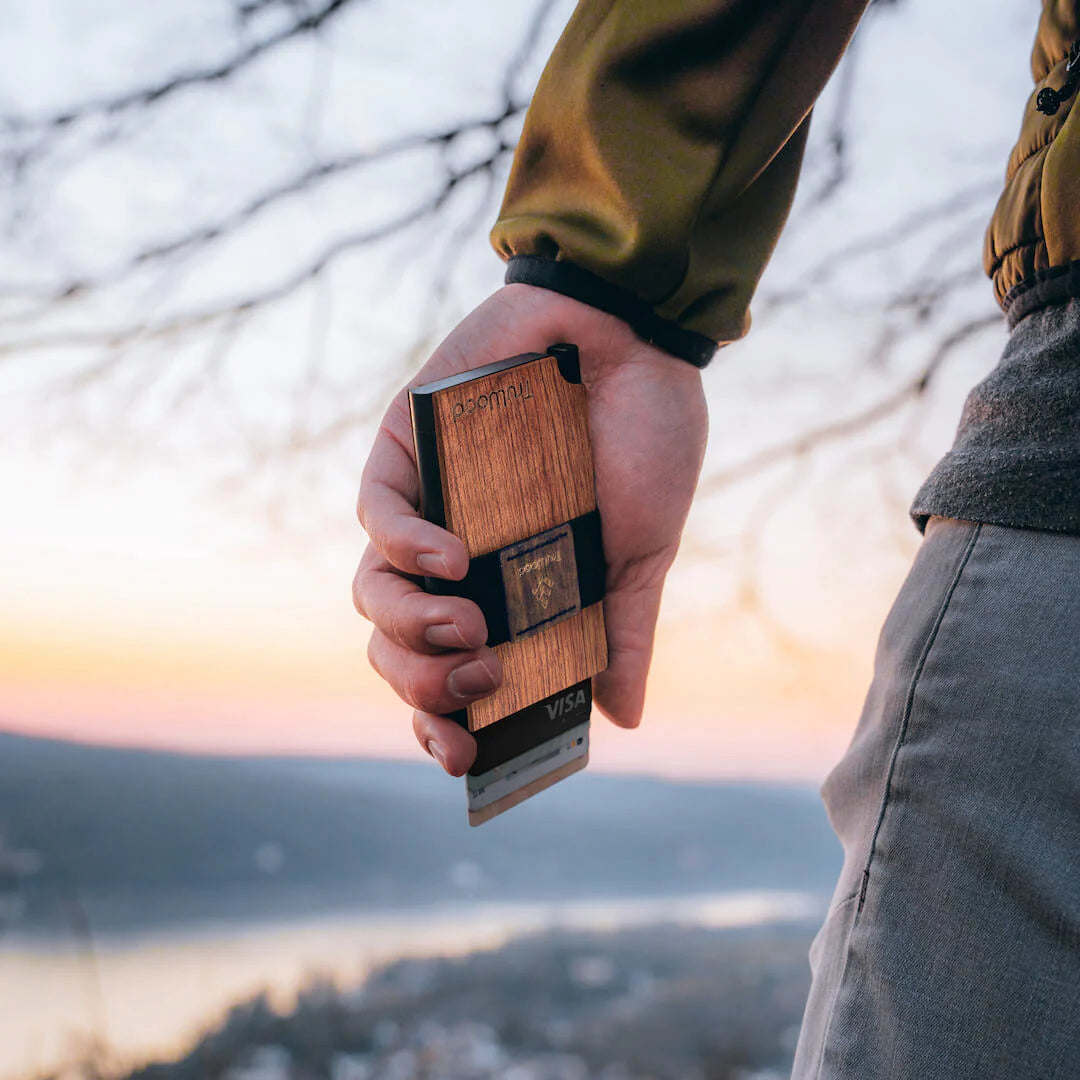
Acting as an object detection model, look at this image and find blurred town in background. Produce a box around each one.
[3,733,836,1079]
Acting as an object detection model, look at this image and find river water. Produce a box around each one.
[0,889,821,1079]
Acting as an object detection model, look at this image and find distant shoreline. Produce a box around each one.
[1,885,828,946]
[0,895,823,1080]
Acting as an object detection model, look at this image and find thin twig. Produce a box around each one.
[2,0,359,135]
[698,312,1002,496]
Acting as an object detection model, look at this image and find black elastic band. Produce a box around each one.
[425,508,605,648]
[570,508,605,610]
[505,255,717,369]
[1003,259,1080,328]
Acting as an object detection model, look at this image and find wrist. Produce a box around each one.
[491,283,705,392]
[503,255,718,369]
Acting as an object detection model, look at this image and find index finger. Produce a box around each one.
[357,413,469,580]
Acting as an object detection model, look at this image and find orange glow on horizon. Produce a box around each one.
[1,441,890,780]
[0,594,872,781]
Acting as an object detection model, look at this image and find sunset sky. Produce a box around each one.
[0,0,1032,781]
[0,425,903,779]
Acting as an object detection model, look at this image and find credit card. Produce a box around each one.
[465,678,593,826]
[467,722,589,825]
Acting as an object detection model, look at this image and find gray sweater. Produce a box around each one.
[911,299,1080,535]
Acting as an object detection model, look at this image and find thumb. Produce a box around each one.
[592,578,665,728]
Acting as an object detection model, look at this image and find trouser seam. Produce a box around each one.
[854,521,982,917]
[809,521,983,1080]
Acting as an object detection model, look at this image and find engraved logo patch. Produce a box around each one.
[499,524,580,641]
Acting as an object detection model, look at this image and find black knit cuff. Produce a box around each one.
[1004,259,1080,329]
[504,255,718,369]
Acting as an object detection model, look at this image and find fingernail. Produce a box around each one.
[427,739,448,769]
[448,658,498,699]
[425,623,469,650]
[416,552,449,577]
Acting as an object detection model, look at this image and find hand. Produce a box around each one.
[353,284,708,776]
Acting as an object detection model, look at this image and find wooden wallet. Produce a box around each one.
[409,344,608,824]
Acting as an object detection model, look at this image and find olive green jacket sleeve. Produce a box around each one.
[491,0,870,365]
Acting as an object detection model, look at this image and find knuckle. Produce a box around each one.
[355,480,375,533]
[367,635,437,712]
[356,479,391,546]
[394,593,427,647]
[382,524,420,575]
[387,601,410,649]
[365,631,383,673]
[398,668,425,712]
[460,600,488,645]
[404,665,446,714]
[411,712,433,754]
[352,567,369,620]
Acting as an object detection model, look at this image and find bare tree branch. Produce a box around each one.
[500,0,561,102]
[2,0,359,136]
[0,113,519,308]
[0,150,507,361]
[801,28,861,208]
[761,181,998,314]
[0,0,1003,596]
[697,312,1002,497]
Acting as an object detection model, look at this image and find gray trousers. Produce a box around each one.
[792,518,1080,1079]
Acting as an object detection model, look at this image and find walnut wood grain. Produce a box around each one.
[429,352,607,731]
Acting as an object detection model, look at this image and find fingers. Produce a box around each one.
[357,421,468,580]
[413,711,478,776]
[367,629,503,717]
[592,574,666,730]
[355,540,491,779]
[357,411,493,779]
[353,546,488,654]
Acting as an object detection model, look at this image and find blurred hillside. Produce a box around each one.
[0,732,840,935]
